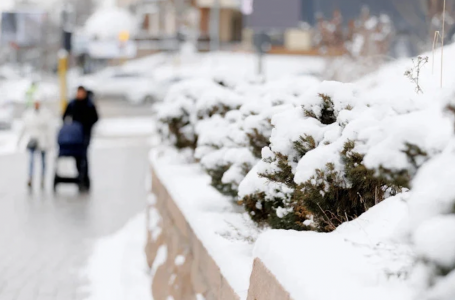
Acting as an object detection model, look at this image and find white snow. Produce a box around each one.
[148,196,162,242]
[150,147,262,300]
[174,255,185,266]
[84,7,137,40]
[151,245,167,277]
[352,47,455,300]
[254,196,415,300]
[94,117,155,138]
[0,127,19,155]
[83,213,152,300]
[152,52,324,83]
[413,215,455,268]
[196,294,206,300]
[406,149,455,300]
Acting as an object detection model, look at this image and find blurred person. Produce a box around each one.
[18,99,53,188]
[25,81,39,108]
[63,86,99,191]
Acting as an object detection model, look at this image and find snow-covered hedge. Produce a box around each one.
[404,101,455,300]
[240,81,404,231]
[158,71,453,238]
[158,77,421,231]
[156,46,455,298]
[158,76,319,198]
[157,78,245,150]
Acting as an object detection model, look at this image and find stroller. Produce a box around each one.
[53,121,90,191]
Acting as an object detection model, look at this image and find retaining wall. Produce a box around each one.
[146,166,290,300]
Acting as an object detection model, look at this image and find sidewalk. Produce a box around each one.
[0,119,152,300]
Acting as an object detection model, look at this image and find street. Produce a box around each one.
[0,99,153,300]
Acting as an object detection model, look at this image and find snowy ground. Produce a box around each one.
[83,213,152,300]
[0,127,18,155]
[94,117,156,138]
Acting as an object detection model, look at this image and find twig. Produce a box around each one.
[357,192,368,211]
[317,203,336,231]
[432,31,442,74]
[432,0,446,87]
[375,186,379,205]
[404,56,429,94]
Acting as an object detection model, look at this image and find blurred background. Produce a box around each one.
[0,0,451,129]
[0,0,452,72]
[0,1,452,68]
[0,0,452,138]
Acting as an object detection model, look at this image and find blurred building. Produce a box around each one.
[0,2,61,72]
[243,0,455,57]
[196,0,242,46]
[116,0,242,51]
[117,0,176,39]
[243,0,311,53]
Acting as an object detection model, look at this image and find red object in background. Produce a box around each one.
[9,41,19,50]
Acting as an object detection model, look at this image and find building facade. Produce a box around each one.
[196,0,242,44]
[116,0,242,51]
[244,0,455,56]
[243,0,312,53]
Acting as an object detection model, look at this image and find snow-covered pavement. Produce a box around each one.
[0,100,154,300]
[83,213,152,300]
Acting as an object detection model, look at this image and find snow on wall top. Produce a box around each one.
[254,195,415,300]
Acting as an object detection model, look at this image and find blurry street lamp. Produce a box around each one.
[253,31,271,77]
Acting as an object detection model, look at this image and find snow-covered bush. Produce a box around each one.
[239,81,415,231]
[195,110,254,198]
[360,97,453,189]
[159,69,453,237]
[294,139,399,232]
[293,85,455,232]
[407,103,455,300]
[240,82,361,230]
[194,76,319,199]
[410,150,455,300]
[157,78,245,150]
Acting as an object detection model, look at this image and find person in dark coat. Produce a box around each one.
[64,86,98,141]
[63,86,99,190]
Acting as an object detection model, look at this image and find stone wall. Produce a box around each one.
[146,166,290,300]
[247,259,291,300]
